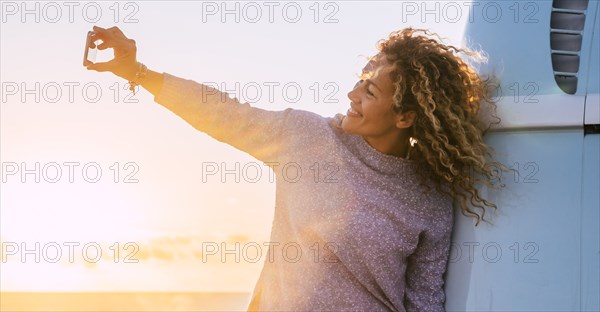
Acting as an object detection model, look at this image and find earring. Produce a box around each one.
[409,137,418,147]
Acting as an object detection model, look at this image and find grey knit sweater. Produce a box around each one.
[154,73,454,312]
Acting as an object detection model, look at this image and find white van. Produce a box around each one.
[445,0,599,310]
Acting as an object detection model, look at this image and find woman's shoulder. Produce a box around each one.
[281,109,344,139]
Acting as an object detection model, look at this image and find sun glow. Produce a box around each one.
[1,1,468,310]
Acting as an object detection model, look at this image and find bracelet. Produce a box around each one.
[128,62,148,95]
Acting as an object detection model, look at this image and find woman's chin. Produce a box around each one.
[341,117,357,134]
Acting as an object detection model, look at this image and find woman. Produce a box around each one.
[87,26,504,311]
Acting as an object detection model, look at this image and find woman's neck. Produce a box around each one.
[362,133,411,159]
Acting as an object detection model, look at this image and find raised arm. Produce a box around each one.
[85,26,295,163]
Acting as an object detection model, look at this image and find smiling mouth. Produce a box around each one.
[347,107,363,117]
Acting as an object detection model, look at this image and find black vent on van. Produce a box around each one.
[551,0,589,94]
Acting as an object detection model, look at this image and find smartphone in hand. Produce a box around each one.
[83,31,97,66]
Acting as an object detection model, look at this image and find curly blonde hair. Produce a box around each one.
[376,28,506,226]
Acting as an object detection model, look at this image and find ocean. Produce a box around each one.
[0,292,251,311]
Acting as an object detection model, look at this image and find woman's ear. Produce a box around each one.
[395,110,417,129]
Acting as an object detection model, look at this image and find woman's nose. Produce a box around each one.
[348,86,359,102]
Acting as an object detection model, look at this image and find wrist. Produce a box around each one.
[121,62,140,81]
[127,62,148,94]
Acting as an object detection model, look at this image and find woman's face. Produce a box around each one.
[340,55,402,137]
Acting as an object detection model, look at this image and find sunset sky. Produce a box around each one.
[1,0,469,296]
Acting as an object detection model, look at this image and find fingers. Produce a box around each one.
[86,61,113,72]
[92,25,106,33]
[85,26,137,78]
[96,41,110,50]
[93,26,126,40]
[90,25,128,48]
[91,26,137,57]
[108,26,126,37]
[91,26,107,41]
[96,38,134,51]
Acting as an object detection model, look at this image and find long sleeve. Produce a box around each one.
[404,218,453,312]
[154,73,295,163]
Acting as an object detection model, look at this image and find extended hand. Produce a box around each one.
[86,26,138,81]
